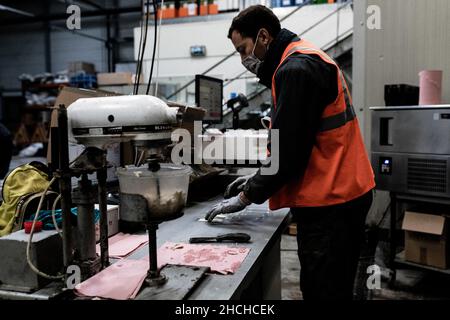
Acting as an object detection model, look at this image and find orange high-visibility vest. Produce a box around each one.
[268,39,375,210]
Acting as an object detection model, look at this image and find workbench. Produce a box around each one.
[127,196,290,300]
[0,195,289,300]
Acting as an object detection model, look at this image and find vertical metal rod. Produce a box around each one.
[336,2,340,47]
[106,14,112,72]
[76,175,96,261]
[97,166,110,268]
[148,223,158,277]
[44,0,52,73]
[49,126,59,177]
[57,105,73,269]
[389,192,397,287]
[113,0,120,73]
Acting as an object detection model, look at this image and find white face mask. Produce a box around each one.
[241,30,267,75]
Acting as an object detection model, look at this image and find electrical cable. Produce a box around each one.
[26,177,64,280]
[52,194,63,237]
[154,0,164,96]
[133,0,145,95]
[135,0,151,95]
[138,150,146,166]
[134,146,139,166]
[146,0,159,95]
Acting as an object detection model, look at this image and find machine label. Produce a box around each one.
[103,126,123,134]
[73,124,173,136]
[89,128,103,135]
[123,124,173,133]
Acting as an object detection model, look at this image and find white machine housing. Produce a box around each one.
[68,95,178,148]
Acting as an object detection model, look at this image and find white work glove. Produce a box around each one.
[224,174,254,199]
[205,193,251,223]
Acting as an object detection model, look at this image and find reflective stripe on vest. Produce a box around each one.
[281,44,356,132]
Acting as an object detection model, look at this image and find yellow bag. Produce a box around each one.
[0,163,50,237]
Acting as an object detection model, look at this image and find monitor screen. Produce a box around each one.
[195,75,223,123]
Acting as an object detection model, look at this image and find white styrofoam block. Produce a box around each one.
[199,129,269,162]
[94,204,120,242]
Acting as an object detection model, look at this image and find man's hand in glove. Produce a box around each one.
[224,174,255,199]
[205,192,251,223]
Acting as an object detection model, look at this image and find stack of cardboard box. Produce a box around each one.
[402,211,449,269]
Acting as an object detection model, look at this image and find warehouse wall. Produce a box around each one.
[353,0,450,141]
[51,20,109,73]
[0,0,140,92]
[0,21,109,91]
[353,0,450,230]
[0,24,47,91]
[135,3,354,102]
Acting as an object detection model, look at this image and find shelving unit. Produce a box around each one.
[14,81,69,147]
[395,251,450,276]
[389,192,450,286]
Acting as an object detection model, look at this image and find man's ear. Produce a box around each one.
[259,28,271,45]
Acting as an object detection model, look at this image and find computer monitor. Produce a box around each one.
[195,75,223,124]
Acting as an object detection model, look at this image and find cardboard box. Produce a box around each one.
[166,102,206,141]
[94,204,120,242]
[68,61,96,74]
[97,72,134,86]
[402,211,449,269]
[288,223,297,236]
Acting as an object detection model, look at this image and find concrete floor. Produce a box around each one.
[280,233,450,300]
[281,234,302,300]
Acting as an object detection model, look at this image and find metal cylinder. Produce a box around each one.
[97,167,110,268]
[145,223,167,286]
[148,224,158,277]
[72,176,96,261]
[57,105,74,269]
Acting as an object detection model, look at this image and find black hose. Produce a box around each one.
[146,0,158,95]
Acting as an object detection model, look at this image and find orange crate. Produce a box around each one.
[177,7,188,17]
[157,7,175,19]
[199,4,208,16]
[208,3,218,15]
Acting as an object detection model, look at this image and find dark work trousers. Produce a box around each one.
[291,190,373,300]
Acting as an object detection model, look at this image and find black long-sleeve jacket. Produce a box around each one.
[242,29,339,204]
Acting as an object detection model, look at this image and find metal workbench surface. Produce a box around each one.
[127,196,290,300]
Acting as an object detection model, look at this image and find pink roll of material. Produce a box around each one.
[419,70,443,105]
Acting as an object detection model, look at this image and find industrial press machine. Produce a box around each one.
[0,95,201,299]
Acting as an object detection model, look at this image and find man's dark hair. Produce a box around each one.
[228,5,281,41]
